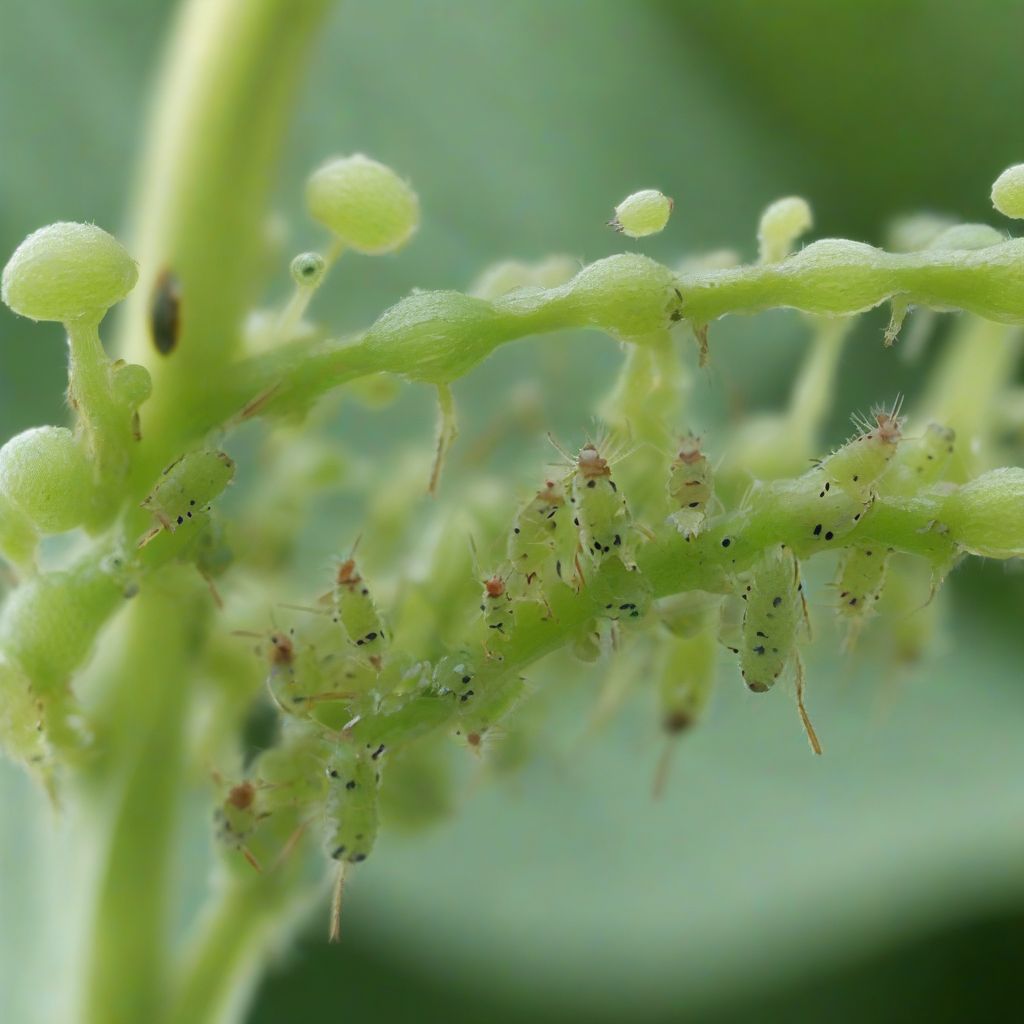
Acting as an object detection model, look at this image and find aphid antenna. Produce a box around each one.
[793,654,823,756]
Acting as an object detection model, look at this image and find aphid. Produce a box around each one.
[139,449,235,546]
[323,745,383,941]
[331,545,387,663]
[452,673,527,753]
[479,571,514,653]
[506,478,570,604]
[149,268,181,355]
[817,398,904,503]
[652,613,718,797]
[552,437,635,567]
[739,545,821,755]
[666,434,713,539]
[213,780,267,872]
[834,545,892,650]
[881,422,955,496]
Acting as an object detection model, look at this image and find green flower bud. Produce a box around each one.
[758,196,813,263]
[1,222,138,323]
[0,426,93,533]
[991,163,1024,220]
[943,468,1024,558]
[926,223,1005,251]
[306,154,420,254]
[610,189,673,238]
[290,251,326,287]
[111,362,153,410]
[886,213,956,253]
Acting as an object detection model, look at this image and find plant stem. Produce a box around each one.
[82,571,206,1024]
[115,0,334,474]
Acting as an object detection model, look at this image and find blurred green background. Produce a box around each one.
[2,1,1023,1021]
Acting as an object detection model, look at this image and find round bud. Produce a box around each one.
[305,154,420,254]
[290,251,326,287]
[111,362,153,410]
[991,164,1024,220]
[758,196,813,263]
[0,426,93,533]
[610,189,673,238]
[926,223,1004,251]
[886,213,955,252]
[2,222,138,322]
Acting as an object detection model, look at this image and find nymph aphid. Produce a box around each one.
[666,434,714,539]
[817,398,904,504]
[609,189,673,238]
[213,780,267,873]
[739,545,821,755]
[551,435,636,569]
[834,546,891,650]
[991,163,1024,220]
[506,478,571,606]
[138,449,235,545]
[332,546,387,664]
[757,196,813,264]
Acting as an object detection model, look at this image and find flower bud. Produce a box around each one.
[290,251,327,287]
[0,426,93,533]
[610,189,673,238]
[991,163,1024,220]
[758,196,813,263]
[1,222,137,322]
[111,362,153,410]
[943,468,1024,557]
[306,154,420,254]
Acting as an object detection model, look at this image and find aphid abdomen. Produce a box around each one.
[740,545,802,693]
[324,747,382,865]
[452,673,526,752]
[656,613,718,734]
[820,405,903,503]
[835,545,891,646]
[574,474,631,562]
[140,449,235,535]
[881,422,956,496]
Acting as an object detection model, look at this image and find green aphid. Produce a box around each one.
[506,478,569,603]
[255,729,331,812]
[324,746,382,865]
[739,545,821,754]
[834,545,891,649]
[880,422,956,497]
[567,442,634,565]
[333,554,387,662]
[139,449,235,544]
[666,434,713,539]
[452,672,526,753]
[213,780,268,872]
[479,570,514,651]
[817,401,903,503]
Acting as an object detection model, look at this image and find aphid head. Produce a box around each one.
[267,632,295,666]
[336,558,362,589]
[535,479,565,507]
[227,781,255,810]
[576,443,611,479]
[484,575,506,599]
[674,434,704,465]
[873,406,904,445]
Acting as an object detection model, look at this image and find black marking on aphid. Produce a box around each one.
[772,596,782,608]
[332,845,346,859]
[721,537,731,548]
[353,853,367,863]
[824,531,834,541]
[587,479,596,488]
[813,523,822,536]
[371,744,386,760]
[176,515,184,526]
[345,780,357,790]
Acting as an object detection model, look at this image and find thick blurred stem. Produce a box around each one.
[83,572,202,1024]
[115,0,333,478]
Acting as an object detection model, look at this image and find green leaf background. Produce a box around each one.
[1,2,1023,1020]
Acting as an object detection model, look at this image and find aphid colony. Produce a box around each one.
[214,405,963,933]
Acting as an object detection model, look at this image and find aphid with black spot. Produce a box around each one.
[818,398,904,503]
[139,449,235,546]
[739,545,821,754]
[332,544,387,663]
[213,780,268,872]
[834,545,892,650]
[666,434,713,539]
[552,436,635,568]
[452,673,527,755]
[149,268,181,355]
[479,570,515,654]
[506,478,572,603]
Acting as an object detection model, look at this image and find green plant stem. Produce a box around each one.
[82,571,205,1024]
[163,872,309,1024]
[116,0,333,474]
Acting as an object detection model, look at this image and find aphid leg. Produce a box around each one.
[429,383,458,495]
[241,846,263,873]
[136,523,163,549]
[238,383,281,422]
[651,739,677,802]
[693,322,710,366]
[793,653,823,756]
[197,568,224,609]
[329,860,347,943]
[271,818,311,873]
